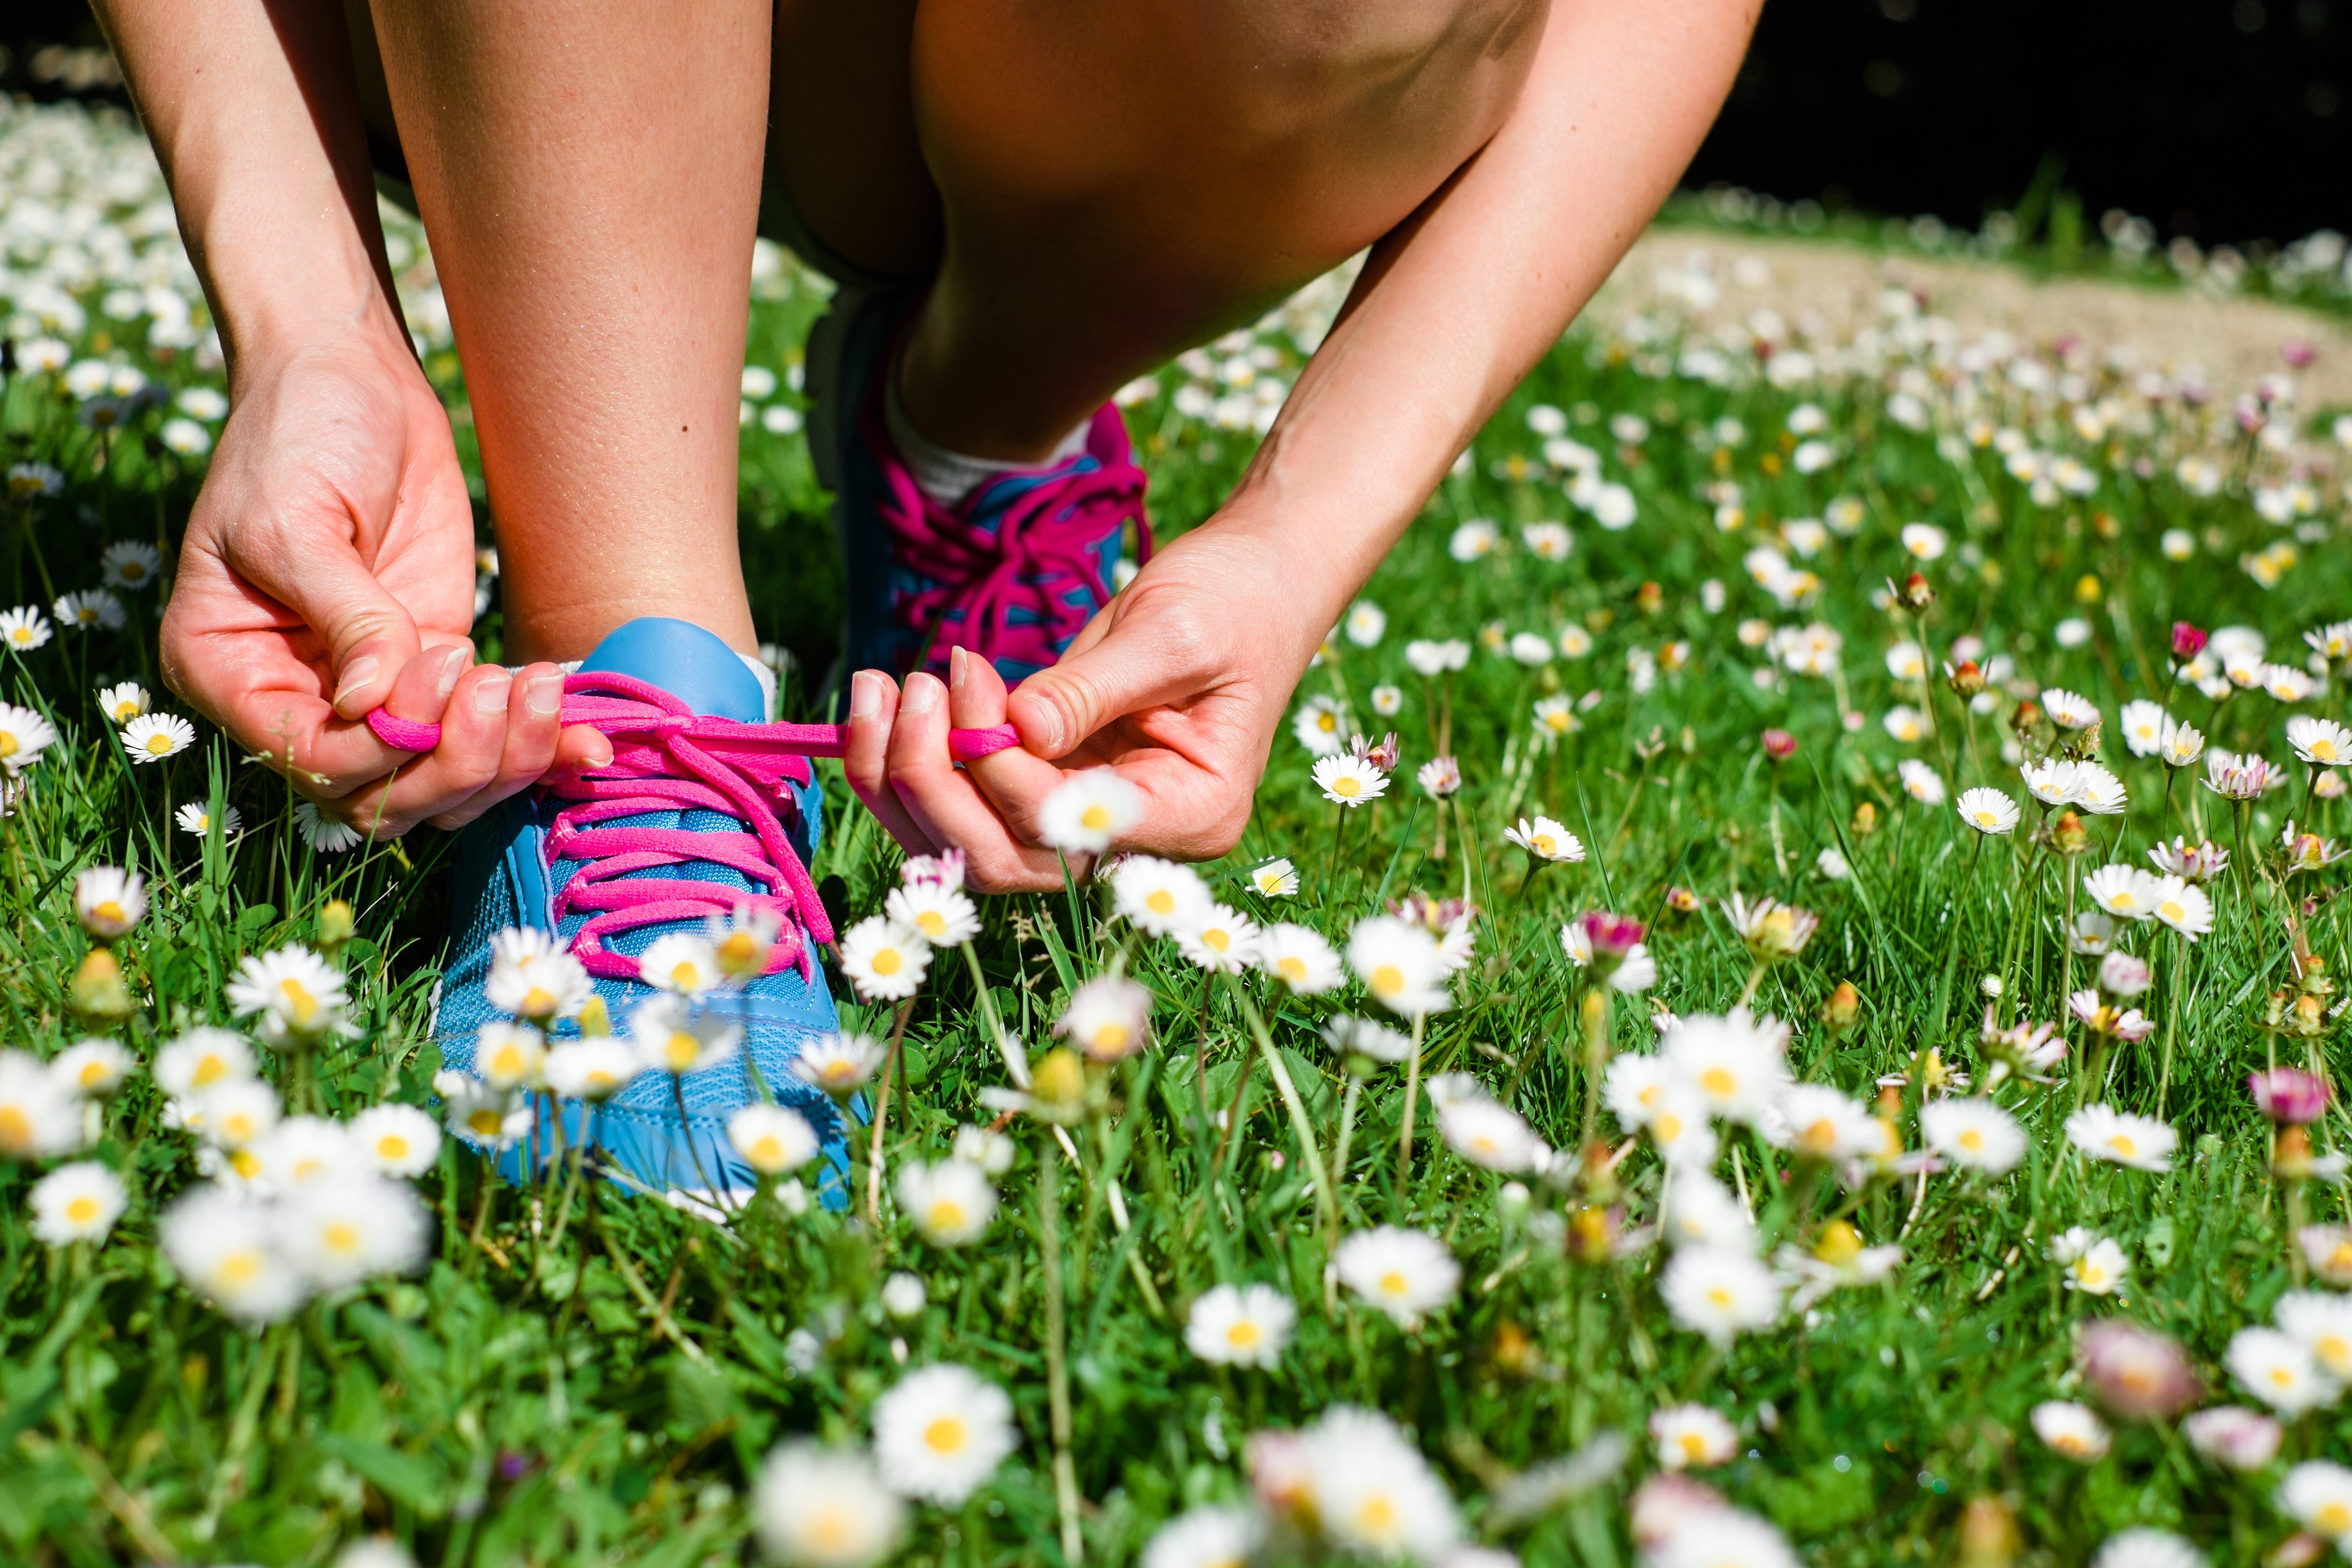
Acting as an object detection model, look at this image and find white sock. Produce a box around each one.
[885,364,1088,506]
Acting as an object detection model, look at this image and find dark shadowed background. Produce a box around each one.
[7,0,2349,247]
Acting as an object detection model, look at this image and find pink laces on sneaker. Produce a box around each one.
[365,673,1019,979]
[871,402,1150,671]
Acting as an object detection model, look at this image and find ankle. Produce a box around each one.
[886,355,1088,506]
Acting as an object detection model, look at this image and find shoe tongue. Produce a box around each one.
[577,616,764,721]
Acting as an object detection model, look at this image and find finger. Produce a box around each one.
[381,643,472,728]
[219,509,429,723]
[888,667,1068,891]
[840,670,939,856]
[428,662,568,831]
[333,662,518,837]
[1005,606,1208,759]
[949,646,1088,842]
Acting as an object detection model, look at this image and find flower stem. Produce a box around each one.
[865,995,917,1226]
[1396,1011,1428,1207]
[1039,1151,1084,1564]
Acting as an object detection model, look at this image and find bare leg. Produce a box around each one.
[364,0,772,662]
[775,0,1547,461]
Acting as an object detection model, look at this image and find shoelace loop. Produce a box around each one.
[876,404,1150,670]
[364,679,1018,979]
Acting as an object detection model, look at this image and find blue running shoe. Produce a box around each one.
[806,283,1151,685]
[432,616,847,1200]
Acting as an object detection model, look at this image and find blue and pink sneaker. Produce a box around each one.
[807,284,1152,682]
[424,617,847,1200]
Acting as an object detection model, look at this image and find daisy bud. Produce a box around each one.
[2078,1319,2203,1420]
[1569,1204,1615,1265]
[1030,1047,1088,1119]
[72,948,132,1021]
[1850,801,1878,837]
[1665,886,1701,915]
[2172,621,2207,659]
[2050,810,2090,857]
[2098,952,2152,999]
[577,994,612,1037]
[1636,580,1664,613]
[1761,728,1797,763]
[1945,658,1986,697]
[1822,981,1861,1034]
[1957,1496,2019,1568]
[2010,698,2043,734]
[2250,1067,2329,1125]
[2276,1125,2316,1181]
[1896,571,1936,610]
[316,898,355,953]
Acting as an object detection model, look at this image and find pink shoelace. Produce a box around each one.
[367,672,1017,980]
[872,401,1151,672]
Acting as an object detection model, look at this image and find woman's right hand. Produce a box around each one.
[159,325,605,837]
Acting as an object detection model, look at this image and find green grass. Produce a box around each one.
[4,106,2352,1568]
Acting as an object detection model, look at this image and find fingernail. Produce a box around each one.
[526,673,564,717]
[434,645,469,699]
[849,672,880,721]
[473,669,513,713]
[332,655,380,706]
[902,675,941,716]
[949,646,968,693]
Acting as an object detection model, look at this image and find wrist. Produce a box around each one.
[198,200,407,374]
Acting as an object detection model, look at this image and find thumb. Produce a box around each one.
[229,521,423,721]
[1007,616,1195,758]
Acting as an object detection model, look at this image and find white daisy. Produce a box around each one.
[1296,1406,1461,1561]
[440,1074,531,1152]
[1139,1506,1262,1568]
[1370,684,1403,717]
[1955,787,2020,835]
[638,931,724,996]
[2117,700,2168,757]
[895,1159,996,1247]
[2082,865,2161,921]
[160,1185,308,1323]
[1311,753,1389,808]
[487,926,594,1020]
[2071,762,2128,815]
[629,995,741,1076]
[2089,1529,2203,1568]
[1650,1405,1739,1470]
[1438,1096,1549,1174]
[542,1037,644,1102]
[176,802,243,838]
[753,1444,906,1568]
[278,1173,430,1289]
[0,606,53,651]
[1247,857,1300,898]
[1919,1098,2024,1175]
[2158,718,2205,768]
[1658,1173,1755,1252]
[28,1161,127,1246]
[1561,920,1656,991]
[1175,903,1262,974]
[99,540,162,590]
[2041,688,2101,730]
[73,865,146,939]
[728,1104,820,1176]
[2049,1226,2131,1295]
[1112,856,1213,935]
[294,799,362,853]
[55,588,125,631]
[2181,1406,2282,1471]
[870,1364,1017,1505]
[1896,758,1946,805]
[94,681,147,723]
[2277,1460,2352,1539]
[2031,1400,2110,1461]
[474,1022,545,1091]
[1058,974,1153,1061]
[1661,1011,1791,1125]
[792,1034,887,1099]
[2277,1291,2352,1381]
[347,1103,441,1178]
[1346,916,1451,1017]
[226,943,348,1041]
[2228,1326,2339,1415]
[1649,1509,1798,1568]
[1502,816,1585,863]
[121,711,195,764]
[49,1037,135,1097]
[0,701,58,772]
[886,879,981,947]
[1660,1245,1782,1345]
[2065,1104,2177,1172]
[836,917,931,1002]
[1184,1282,1296,1369]
[1334,1225,1460,1326]
[154,1028,254,1096]
[1258,922,1344,994]
[1766,1083,1880,1162]
[1882,705,1927,744]
[1293,696,1348,757]
[1036,768,1143,853]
